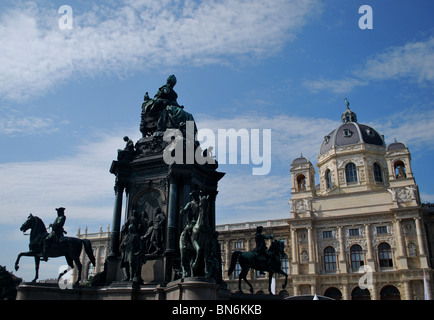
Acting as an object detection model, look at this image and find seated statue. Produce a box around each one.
[140,75,196,138]
[117,136,135,161]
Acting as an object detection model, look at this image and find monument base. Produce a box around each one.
[16,282,166,300]
[165,277,219,300]
[16,277,227,300]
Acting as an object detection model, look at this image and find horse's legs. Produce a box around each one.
[33,256,40,283]
[15,251,34,271]
[14,252,25,271]
[268,272,272,294]
[191,239,199,269]
[72,256,82,285]
[239,268,253,294]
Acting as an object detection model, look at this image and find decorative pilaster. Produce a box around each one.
[108,182,125,257]
[307,227,316,274]
[394,218,408,269]
[338,226,347,273]
[364,224,375,270]
[291,228,299,275]
[166,172,179,254]
[414,217,429,268]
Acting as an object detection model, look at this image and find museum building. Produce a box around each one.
[76,106,434,300]
[218,106,434,300]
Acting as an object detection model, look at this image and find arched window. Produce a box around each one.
[345,163,358,183]
[351,286,371,300]
[324,246,337,272]
[297,174,306,191]
[394,161,406,179]
[324,287,343,300]
[326,169,333,189]
[378,242,393,268]
[350,244,364,271]
[380,285,401,300]
[373,162,383,182]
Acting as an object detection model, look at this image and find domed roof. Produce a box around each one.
[387,139,407,151]
[320,106,385,155]
[291,154,310,166]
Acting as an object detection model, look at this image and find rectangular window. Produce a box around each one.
[376,226,388,234]
[234,241,243,249]
[234,262,241,278]
[349,228,360,236]
[323,230,333,239]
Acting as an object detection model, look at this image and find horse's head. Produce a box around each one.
[270,239,285,256]
[20,214,35,233]
[199,195,209,212]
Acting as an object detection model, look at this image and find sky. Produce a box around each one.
[1,0,434,282]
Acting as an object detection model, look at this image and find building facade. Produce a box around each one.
[218,106,433,300]
[74,225,111,283]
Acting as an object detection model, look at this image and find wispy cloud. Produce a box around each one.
[0,130,131,225]
[371,104,434,150]
[304,36,434,93]
[196,113,339,165]
[0,0,320,101]
[0,115,66,135]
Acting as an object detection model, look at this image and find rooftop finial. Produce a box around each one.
[341,97,357,123]
[343,96,350,109]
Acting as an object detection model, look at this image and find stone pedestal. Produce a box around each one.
[107,142,224,287]
[141,255,166,283]
[165,277,219,300]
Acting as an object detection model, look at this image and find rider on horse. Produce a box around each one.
[42,207,67,261]
[253,226,273,274]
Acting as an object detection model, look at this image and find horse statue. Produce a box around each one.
[15,214,96,285]
[228,239,288,294]
[179,192,214,278]
[190,194,212,277]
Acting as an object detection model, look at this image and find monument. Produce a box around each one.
[16,75,226,300]
[105,75,227,299]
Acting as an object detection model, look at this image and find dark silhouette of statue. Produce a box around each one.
[143,208,166,254]
[120,224,145,283]
[253,226,274,275]
[117,136,135,161]
[179,191,201,277]
[228,226,287,294]
[43,207,67,261]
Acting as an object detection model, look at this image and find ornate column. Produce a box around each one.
[166,173,179,254]
[415,217,426,255]
[108,182,124,257]
[364,224,375,271]
[291,228,299,275]
[403,280,412,300]
[394,218,408,269]
[342,284,350,300]
[293,284,300,296]
[414,217,429,268]
[208,190,218,231]
[307,227,316,274]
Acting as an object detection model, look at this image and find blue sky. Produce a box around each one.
[1,0,434,281]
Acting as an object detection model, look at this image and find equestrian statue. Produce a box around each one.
[15,208,96,285]
[228,226,288,294]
